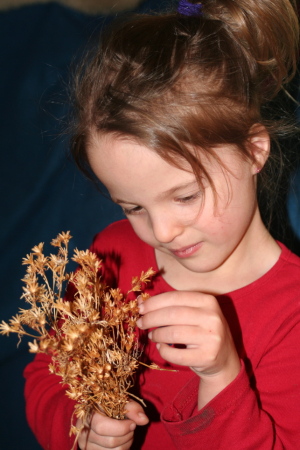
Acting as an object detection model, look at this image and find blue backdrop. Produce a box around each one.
[0,1,164,448]
[0,1,299,448]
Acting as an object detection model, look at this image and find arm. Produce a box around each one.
[138,291,300,449]
[23,223,148,450]
[24,353,77,450]
[137,291,241,409]
[24,347,149,450]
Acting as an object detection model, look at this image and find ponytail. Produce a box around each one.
[200,0,299,100]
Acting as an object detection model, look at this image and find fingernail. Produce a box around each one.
[130,423,136,431]
[138,302,144,314]
[148,331,152,340]
[136,318,143,328]
[138,412,147,420]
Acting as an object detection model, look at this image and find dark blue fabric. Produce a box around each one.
[0,1,163,448]
[287,79,300,245]
[288,168,300,240]
[3,1,297,448]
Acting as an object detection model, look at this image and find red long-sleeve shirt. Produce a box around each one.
[24,220,300,449]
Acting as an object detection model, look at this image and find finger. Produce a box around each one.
[138,305,220,330]
[82,428,133,449]
[90,412,136,437]
[138,306,197,330]
[78,428,133,450]
[138,291,215,314]
[125,400,149,426]
[149,324,205,346]
[155,342,215,368]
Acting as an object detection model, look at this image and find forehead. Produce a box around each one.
[87,132,240,177]
[87,132,194,173]
[87,133,200,197]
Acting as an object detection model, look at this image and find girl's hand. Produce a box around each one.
[77,400,149,449]
[137,291,241,408]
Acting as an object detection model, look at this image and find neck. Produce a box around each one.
[155,214,281,295]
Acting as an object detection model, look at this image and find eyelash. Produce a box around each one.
[176,191,202,204]
[122,205,144,216]
[122,192,202,216]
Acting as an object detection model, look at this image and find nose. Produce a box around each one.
[150,211,183,244]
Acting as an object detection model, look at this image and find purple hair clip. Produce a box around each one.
[178,0,203,16]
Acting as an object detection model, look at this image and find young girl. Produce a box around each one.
[24,0,300,449]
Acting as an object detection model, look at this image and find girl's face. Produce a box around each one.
[87,134,270,291]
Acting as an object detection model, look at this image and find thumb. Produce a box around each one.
[125,400,149,426]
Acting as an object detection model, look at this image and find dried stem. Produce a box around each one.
[0,231,158,444]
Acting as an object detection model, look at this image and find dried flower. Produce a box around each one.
[0,232,158,447]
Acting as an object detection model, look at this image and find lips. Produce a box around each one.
[170,242,203,258]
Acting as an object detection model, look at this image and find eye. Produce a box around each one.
[122,205,144,216]
[176,191,202,204]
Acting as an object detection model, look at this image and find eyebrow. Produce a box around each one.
[113,180,199,205]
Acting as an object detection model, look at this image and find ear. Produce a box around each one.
[247,124,270,174]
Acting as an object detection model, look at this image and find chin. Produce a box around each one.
[177,256,225,274]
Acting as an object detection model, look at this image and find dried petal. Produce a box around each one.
[28,339,39,353]
[2,232,158,439]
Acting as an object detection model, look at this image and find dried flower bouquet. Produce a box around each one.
[0,231,158,442]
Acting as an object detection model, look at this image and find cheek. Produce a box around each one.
[196,201,247,241]
[201,177,255,230]
[128,219,157,246]
[200,216,232,240]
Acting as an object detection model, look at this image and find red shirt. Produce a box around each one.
[24,220,300,449]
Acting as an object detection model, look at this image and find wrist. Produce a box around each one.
[197,358,241,409]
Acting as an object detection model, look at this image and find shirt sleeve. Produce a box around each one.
[23,222,131,449]
[24,353,77,450]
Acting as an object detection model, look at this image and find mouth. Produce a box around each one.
[170,242,203,259]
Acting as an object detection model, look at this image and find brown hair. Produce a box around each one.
[70,0,299,229]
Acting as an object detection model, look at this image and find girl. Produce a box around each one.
[24,0,300,449]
